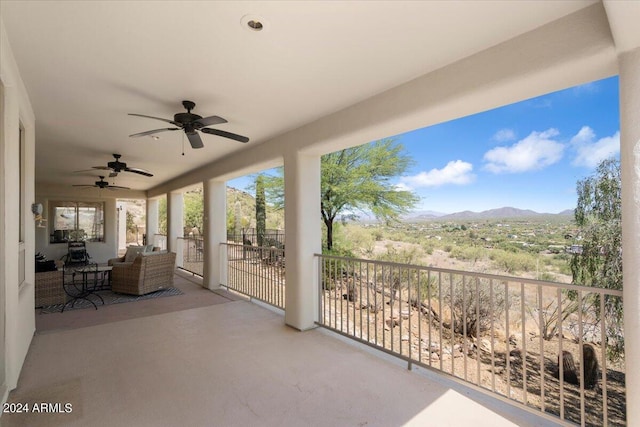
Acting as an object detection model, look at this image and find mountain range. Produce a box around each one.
[406,207,574,221]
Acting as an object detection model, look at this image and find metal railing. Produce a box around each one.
[316,253,625,427]
[227,229,285,249]
[223,243,285,310]
[179,236,204,276]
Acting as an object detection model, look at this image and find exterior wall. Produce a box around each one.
[34,184,145,264]
[1,17,36,402]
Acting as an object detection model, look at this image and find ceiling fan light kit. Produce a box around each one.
[74,153,153,178]
[72,176,130,190]
[129,100,249,149]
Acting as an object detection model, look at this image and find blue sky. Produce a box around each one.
[229,76,620,214]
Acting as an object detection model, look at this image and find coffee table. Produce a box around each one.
[62,265,112,312]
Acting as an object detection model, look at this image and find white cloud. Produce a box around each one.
[492,128,516,142]
[401,160,475,188]
[394,182,411,192]
[483,128,564,173]
[570,126,620,168]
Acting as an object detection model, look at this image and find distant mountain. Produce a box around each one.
[403,210,447,220]
[436,206,574,220]
[557,209,575,216]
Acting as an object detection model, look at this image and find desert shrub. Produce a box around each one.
[342,225,375,256]
[449,245,486,263]
[489,249,537,273]
[538,272,556,282]
[375,245,423,265]
[528,293,580,340]
[438,277,508,337]
[320,252,357,290]
[421,241,434,255]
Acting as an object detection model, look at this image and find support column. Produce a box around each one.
[284,151,321,330]
[203,179,227,290]
[167,191,184,268]
[146,198,159,247]
[620,46,640,427]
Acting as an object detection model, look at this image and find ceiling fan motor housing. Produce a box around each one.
[107,159,126,172]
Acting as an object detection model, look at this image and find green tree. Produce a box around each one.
[184,189,204,233]
[570,158,622,360]
[264,138,418,250]
[158,197,167,235]
[255,175,266,246]
[126,211,136,233]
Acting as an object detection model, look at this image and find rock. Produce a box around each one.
[480,339,492,353]
[385,318,399,328]
[400,310,410,319]
[509,334,518,346]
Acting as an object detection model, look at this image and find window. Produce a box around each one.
[49,201,105,243]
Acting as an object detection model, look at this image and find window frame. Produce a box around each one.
[49,201,105,243]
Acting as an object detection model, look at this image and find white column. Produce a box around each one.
[146,198,159,247]
[167,191,184,267]
[117,203,127,250]
[284,151,321,330]
[620,46,640,427]
[203,179,227,290]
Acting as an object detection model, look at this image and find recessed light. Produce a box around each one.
[151,135,160,140]
[241,14,267,33]
[247,20,263,31]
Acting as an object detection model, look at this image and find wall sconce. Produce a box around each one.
[31,203,43,216]
[32,203,47,228]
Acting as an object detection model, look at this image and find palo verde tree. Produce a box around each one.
[264,138,418,250]
[570,157,623,360]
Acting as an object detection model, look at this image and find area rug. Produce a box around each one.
[39,287,184,314]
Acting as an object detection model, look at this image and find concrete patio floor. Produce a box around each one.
[3,275,561,427]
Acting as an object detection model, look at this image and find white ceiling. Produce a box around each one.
[1,1,597,191]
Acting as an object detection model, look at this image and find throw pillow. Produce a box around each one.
[124,246,145,263]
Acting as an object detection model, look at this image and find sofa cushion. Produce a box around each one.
[124,245,145,262]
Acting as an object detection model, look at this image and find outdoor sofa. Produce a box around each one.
[110,251,176,296]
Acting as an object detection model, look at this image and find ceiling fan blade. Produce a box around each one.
[201,127,250,143]
[129,128,180,138]
[124,167,154,177]
[187,132,204,149]
[92,166,111,171]
[194,115,227,127]
[109,172,118,178]
[72,185,95,188]
[128,113,180,127]
[107,185,130,190]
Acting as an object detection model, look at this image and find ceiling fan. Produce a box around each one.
[129,100,250,149]
[75,153,153,178]
[72,176,130,190]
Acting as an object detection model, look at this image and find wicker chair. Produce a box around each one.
[111,251,176,296]
[35,270,66,307]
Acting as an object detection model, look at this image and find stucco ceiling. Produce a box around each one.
[1,1,598,191]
